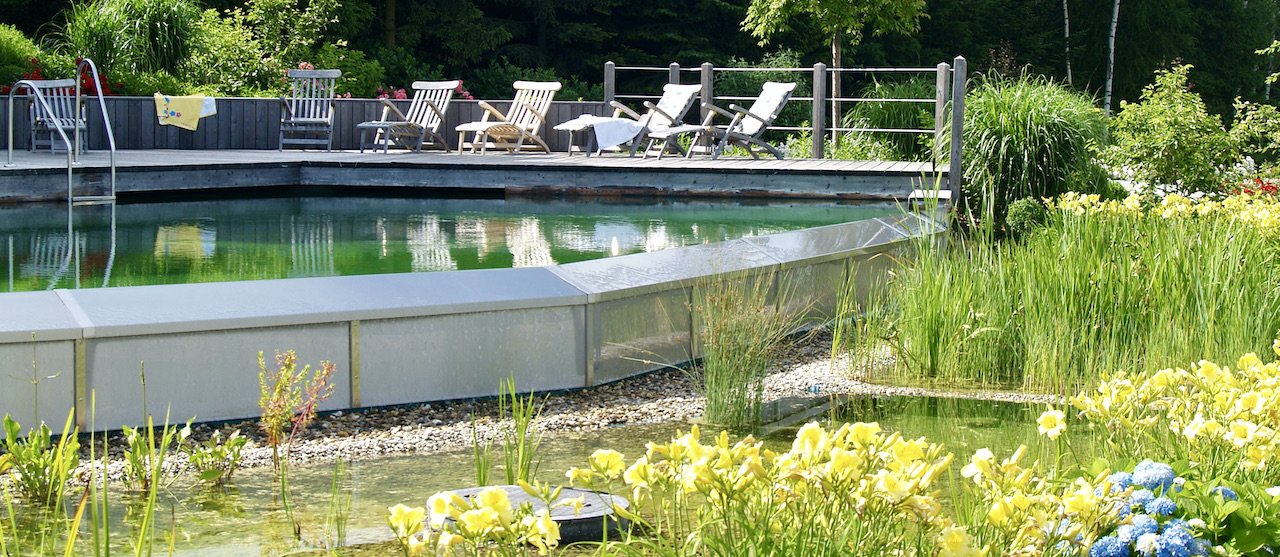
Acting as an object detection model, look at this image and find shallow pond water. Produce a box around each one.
[3,396,1060,556]
[0,196,900,291]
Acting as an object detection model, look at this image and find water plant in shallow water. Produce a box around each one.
[180,428,248,485]
[257,349,336,468]
[1,411,79,507]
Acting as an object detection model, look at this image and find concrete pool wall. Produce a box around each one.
[0,211,942,435]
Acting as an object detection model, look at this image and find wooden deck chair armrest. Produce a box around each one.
[423,99,446,121]
[517,101,547,123]
[727,104,771,126]
[609,101,642,120]
[701,103,735,120]
[477,100,507,122]
[379,97,410,122]
[641,101,678,124]
[279,97,294,119]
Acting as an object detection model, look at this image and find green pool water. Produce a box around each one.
[3,396,1070,556]
[0,196,902,291]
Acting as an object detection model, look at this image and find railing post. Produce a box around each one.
[812,63,827,159]
[603,61,616,108]
[668,63,681,84]
[934,62,950,169]
[700,62,714,122]
[949,56,967,202]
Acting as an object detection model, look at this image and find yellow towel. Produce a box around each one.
[154,93,205,131]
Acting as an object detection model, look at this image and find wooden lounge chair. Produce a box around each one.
[650,81,797,160]
[25,79,87,153]
[455,80,560,154]
[279,69,342,151]
[614,83,701,156]
[554,83,701,156]
[357,80,460,152]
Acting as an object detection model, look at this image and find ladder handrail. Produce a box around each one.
[75,58,116,199]
[6,80,76,187]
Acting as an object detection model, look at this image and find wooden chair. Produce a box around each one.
[25,79,87,153]
[357,80,460,152]
[455,80,560,154]
[279,69,342,151]
[650,81,797,160]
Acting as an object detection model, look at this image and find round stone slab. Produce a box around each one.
[429,485,631,543]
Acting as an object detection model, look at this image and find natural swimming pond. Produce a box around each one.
[0,196,902,291]
[3,395,1058,556]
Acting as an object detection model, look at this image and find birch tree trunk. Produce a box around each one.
[832,31,842,144]
[1063,0,1073,85]
[1104,0,1120,112]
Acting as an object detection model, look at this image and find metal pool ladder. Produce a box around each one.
[5,58,118,206]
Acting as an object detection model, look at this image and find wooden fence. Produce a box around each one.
[1,97,609,152]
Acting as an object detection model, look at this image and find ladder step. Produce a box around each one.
[71,195,115,206]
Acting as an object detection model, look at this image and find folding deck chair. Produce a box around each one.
[650,81,797,160]
[279,69,342,151]
[555,83,701,156]
[357,80,460,152]
[455,80,560,154]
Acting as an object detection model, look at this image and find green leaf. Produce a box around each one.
[198,469,225,482]
[1233,529,1269,553]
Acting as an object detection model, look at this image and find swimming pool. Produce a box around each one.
[0,196,902,291]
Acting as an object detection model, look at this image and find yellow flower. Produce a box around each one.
[1272,339,1279,358]
[793,422,829,459]
[1037,407,1067,439]
[426,491,465,527]
[962,448,996,481]
[827,447,863,480]
[938,525,980,557]
[1226,420,1259,448]
[405,535,427,555]
[386,504,425,539]
[849,421,882,445]
[566,467,593,485]
[874,470,911,502]
[535,509,560,545]
[458,507,500,534]
[987,498,1014,526]
[474,486,514,527]
[589,449,626,479]
[437,531,464,548]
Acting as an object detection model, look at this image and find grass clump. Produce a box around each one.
[846,192,1280,393]
[694,271,796,428]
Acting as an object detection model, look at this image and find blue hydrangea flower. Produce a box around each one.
[1133,460,1177,492]
[1092,536,1131,557]
[1110,471,1135,490]
[1211,486,1238,501]
[1147,497,1177,516]
[1164,519,1190,534]
[1131,489,1156,508]
[1156,525,1195,557]
[1190,539,1210,556]
[1133,514,1159,537]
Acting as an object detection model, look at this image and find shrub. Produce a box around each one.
[960,73,1109,229]
[310,42,384,98]
[182,8,280,96]
[0,24,41,85]
[1004,196,1049,238]
[60,0,199,76]
[1230,99,1280,170]
[462,58,600,101]
[716,49,811,131]
[113,69,191,95]
[1106,64,1236,196]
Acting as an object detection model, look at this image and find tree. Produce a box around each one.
[741,0,926,140]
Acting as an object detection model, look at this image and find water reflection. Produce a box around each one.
[0,197,900,291]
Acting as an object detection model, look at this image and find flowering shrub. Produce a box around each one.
[1053,191,1280,238]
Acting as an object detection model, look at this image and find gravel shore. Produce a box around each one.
[48,331,1057,482]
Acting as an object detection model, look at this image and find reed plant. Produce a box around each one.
[694,271,796,428]
[848,193,1280,393]
[498,377,545,485]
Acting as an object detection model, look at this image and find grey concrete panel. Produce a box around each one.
[590,289,692,385]
[358,306,585,406]
[0,291,82,343]
[84,324,350,429]
[0,340,75,439]
[778,260,848,324]
[742,214,916,267]
[64,268,586,337]
[556,239,780,301]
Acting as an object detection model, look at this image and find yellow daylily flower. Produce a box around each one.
[589,449,626,479]
[1037,407,1067,439]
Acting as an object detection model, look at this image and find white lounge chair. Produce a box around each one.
[556,83,701,156]
[357,80,460,152]
[279,69,341,151]
[455,80,560,154]
[650,81,797,160]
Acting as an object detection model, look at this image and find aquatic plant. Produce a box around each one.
[849,191,1280,391]
[257,349,336,468]
[1,411,79,507]
[180,428,248,485]
[499,377,545,485]
[695,271,797,427]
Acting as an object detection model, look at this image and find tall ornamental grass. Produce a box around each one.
[847,192,1280,393]
[960,75,1110,229]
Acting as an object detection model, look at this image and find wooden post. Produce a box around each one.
[934,62,949,168]
[700,62,714,122]
[669,63,680,84]
[603,61,616,106]
[949,56,967,202]
[812,63,826,160]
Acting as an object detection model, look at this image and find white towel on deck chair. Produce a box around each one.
[555,115,645,150]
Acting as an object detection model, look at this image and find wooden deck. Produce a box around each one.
[0,148,946,203]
